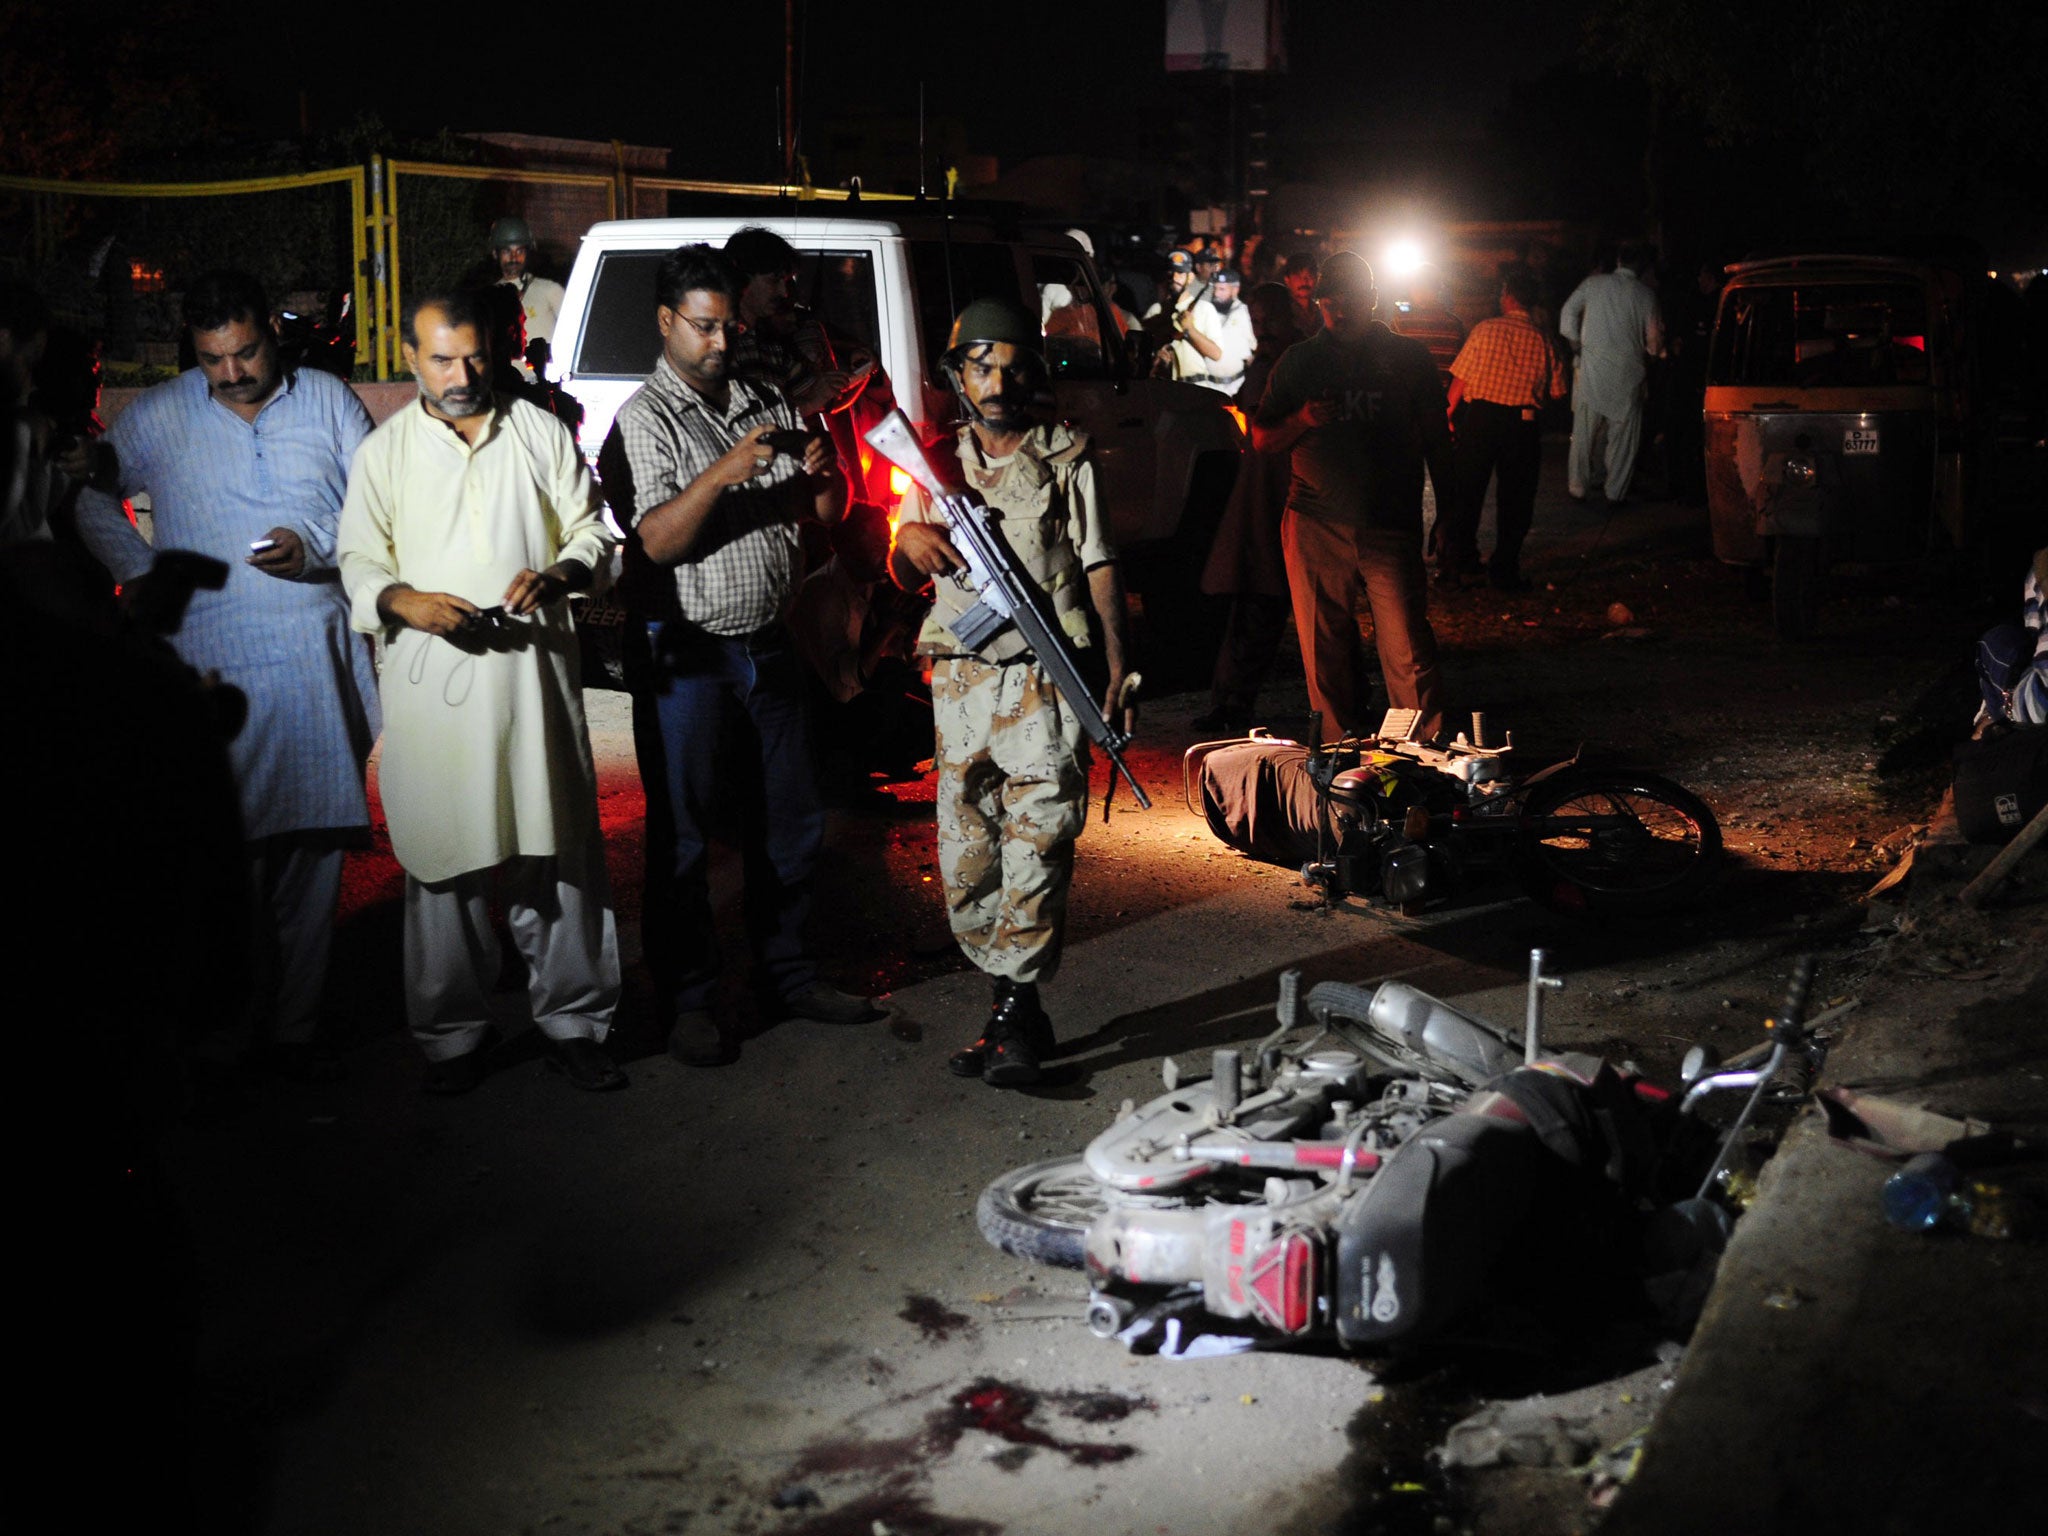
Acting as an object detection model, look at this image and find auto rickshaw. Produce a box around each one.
[1703,254,1987,639]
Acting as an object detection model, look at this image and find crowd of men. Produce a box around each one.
[0,214,1149,1096]
[0,217,1696,1101]
[1135,233,1678,735]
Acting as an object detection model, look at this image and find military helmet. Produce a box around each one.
[487,215,535,252]
[945,296,1042,355]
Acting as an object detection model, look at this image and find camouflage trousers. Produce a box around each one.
[930,655,1091,984]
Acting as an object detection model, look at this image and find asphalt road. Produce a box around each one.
[171,453,2013,1534]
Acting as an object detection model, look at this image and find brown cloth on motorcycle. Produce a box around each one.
[1197,740,1334,868]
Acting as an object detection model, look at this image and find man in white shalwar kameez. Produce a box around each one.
[1558,242,1665,504]
[338,290,623,1095]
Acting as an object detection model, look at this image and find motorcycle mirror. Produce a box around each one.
[1680,1044,1721,1087]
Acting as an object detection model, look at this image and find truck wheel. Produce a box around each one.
[1772,535,1821,641]
[975,1157,1107,1269]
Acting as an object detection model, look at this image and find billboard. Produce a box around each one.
[1164,0,1286,73]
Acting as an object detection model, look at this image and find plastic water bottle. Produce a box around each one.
[1881,1153,1963,1231]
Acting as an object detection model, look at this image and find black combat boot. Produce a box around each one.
[948,978,1014,1077]
[981,982,1055,1088]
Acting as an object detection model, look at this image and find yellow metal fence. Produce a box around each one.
[377,158,617,380]
[0,164,372,372]
[4,160,939,382]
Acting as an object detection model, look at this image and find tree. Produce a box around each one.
[1589,0,2048,249]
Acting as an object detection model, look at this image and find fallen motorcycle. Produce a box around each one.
[976,955,1825,1354]
[1186,710,1723,918]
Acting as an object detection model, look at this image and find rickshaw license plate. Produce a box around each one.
[1843,428,1880,454]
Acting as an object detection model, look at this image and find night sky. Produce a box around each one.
[276,0,1586,179]
[46,0,2036,255]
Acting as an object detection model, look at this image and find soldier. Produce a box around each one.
[489,215,565,383]
[889,299,1135,1088]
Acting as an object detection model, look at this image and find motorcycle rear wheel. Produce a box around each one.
[1513,771,1723,916]
[976,1157,1108,1270]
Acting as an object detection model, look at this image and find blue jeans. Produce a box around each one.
[633,621,823,1014]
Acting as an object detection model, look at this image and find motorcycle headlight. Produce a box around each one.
[1381,843,1430,904]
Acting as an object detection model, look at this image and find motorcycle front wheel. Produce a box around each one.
[1512,771,1723,916]
[976,1157,1109,1270]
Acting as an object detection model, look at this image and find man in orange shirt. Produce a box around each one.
[1440,269,1569,591]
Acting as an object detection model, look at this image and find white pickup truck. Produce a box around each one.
[550,214,1244,662]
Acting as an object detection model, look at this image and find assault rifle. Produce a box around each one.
[865,410,1150,815]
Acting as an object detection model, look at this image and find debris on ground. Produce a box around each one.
[1439,1400,1601,1470]
[1816,1088,1996,1159]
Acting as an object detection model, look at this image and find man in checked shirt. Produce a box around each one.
[600,244,881,1068]
[1439,267,1571,591]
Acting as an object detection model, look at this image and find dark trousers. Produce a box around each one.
[1445,400,1543,579]
[633,621,823,1014]
[1209,593,1293,713]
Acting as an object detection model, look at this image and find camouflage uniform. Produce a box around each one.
[899,421,1114,983]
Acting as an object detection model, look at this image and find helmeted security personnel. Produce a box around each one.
[488,215,565,381]
[889,298,1137,1087]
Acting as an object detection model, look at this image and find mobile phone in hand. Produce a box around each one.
[249,538,277,554]
[763,428,814,455]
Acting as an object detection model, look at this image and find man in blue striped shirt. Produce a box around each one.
[74,271,380,1080]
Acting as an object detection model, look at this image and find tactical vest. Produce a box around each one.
[915,423,1095,664]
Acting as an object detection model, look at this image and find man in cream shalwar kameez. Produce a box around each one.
[338,292,622,1092]
[1558,243,1665,504]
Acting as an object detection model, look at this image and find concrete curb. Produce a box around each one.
[1601,848,2048,1535]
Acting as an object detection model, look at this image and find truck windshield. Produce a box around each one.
[573,248,881,380]
[1709,280,1932,388]
[906,239,1025,379]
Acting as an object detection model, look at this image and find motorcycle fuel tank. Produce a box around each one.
[1356,981,1523,1087]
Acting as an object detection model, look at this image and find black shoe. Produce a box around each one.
[949,978,1012,1077]
[547,1036,628,1092]
[948,1036,994,1076]
[777,980,884,1025]
[667,1008,731,1067]
[983,983,1055,1089]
